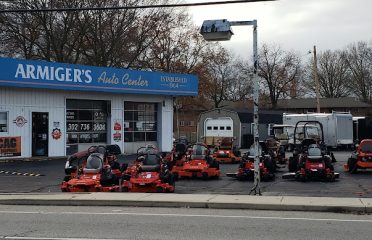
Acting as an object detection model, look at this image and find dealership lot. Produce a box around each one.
[0,151,371,197]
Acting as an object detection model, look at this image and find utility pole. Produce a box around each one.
[313,45,321,113]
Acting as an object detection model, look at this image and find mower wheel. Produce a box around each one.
[331,152,336,162]
[264,158,275,173]
[202,172,209,180]
[63,176,71,182]
[347,158,358,174]
[288,157,298,172]
[327,175,336,182]
[173,172,179,181]
[210,160,220,170]
[156,186,164,193]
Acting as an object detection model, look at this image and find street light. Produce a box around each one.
[200,19,261,195]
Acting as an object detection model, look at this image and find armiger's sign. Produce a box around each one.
[0,136,21,157]
[0,57,198,96]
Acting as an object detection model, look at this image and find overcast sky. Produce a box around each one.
[185,0,372,59]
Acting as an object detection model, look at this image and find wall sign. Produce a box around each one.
[0,57,198,96]
[53,121,60,128]
[13,116,27,127]
[0,136,21,157]
[113,120,122,142]
[52,128,62,140]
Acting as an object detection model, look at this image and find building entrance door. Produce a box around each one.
[32,112,49,156]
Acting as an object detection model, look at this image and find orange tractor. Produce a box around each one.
[122,145,175,193]
[172,143,220,180]
[61,145,125,192]
[345,139,372,173]
[212,137,241,163]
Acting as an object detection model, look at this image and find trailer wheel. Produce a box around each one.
[347,158,358,174]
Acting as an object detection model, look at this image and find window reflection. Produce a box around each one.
[124,102,158,142]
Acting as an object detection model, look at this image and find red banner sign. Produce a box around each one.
[0,136,21,157]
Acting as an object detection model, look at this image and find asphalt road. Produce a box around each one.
[1,151,372,197]
[0,205,372,240]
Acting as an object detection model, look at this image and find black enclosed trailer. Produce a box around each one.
[353,116,372,142]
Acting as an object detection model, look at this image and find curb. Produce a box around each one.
[0,193,370,214]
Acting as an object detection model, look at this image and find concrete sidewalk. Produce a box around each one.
[0,193,371,214]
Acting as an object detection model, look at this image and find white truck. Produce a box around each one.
[283,112,353,149]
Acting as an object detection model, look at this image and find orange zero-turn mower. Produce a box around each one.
[122,146,175,193]
[213,137,241,163]
[172,142,220,180]
[345,139,372,173]
[171,142,189,167]
[61,145,126,192]
[226,143,276,181]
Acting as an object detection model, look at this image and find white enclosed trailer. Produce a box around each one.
[283,112,353,148]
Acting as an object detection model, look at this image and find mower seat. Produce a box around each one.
[307,145,323,160]
[142,154,161,165]
[139,165,160,172]
[83,153,103,173]
[191,154,206,160]
[175,143,187,154]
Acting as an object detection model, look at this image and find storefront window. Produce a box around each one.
[0,112,8,132]
[66,99,109,154]
[124,102,157,142]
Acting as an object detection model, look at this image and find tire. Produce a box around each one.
[264,158,275,174]
[288,144,293,152]
[288,156,298,172]
[331,152,336,163]
[202,172,209,180]
[63,176,71,182]
[156,186,164,193]
[173,172,179,181]
[210,160,220,170]
[347,158,358,174]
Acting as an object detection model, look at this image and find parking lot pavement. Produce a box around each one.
[0,151,371,197]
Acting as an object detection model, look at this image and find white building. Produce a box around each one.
[0,57,198,158]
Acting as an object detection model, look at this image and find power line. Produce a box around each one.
[0,0,277,13]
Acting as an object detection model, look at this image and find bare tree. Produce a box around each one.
[227,60,253,101]
[201,45,236,108]
[303,50,351,98]
[344,41,372,102]
[258,43,302,108]
[0,0,86,63]
[0,0,183,68]
[137,8,208,73]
